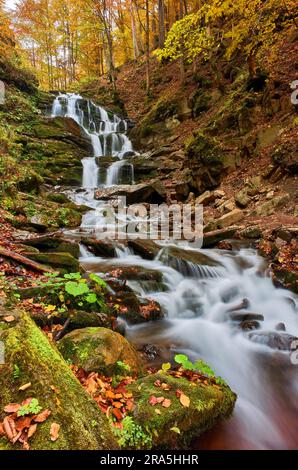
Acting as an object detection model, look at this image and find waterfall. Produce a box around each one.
[51,92,134,188]
[106,160,134,186]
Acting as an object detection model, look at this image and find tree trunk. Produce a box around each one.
[158,0,165,48]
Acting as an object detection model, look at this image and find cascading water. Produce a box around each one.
[51,93,134,188]
[51,94,298,450]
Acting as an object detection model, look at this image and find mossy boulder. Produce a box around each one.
[17,169,44,193]
[185,133,226,193]
[0,312,118,450]
[25,252,80,273]
[127,372,236,449]
[22,235,80,258]
[58,327,142,375]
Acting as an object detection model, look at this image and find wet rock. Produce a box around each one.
[0,313,118,450]
[27,215,48,232]
[58,327,142,375]
[25,252,80,273]
[20,234,80,258]
[127,371,236,449]
[273,267,298,294]
[275,322,286,332]
[128,239,160,260]
[229,312,264,322]
[202,226,239,248]
[159,246,221,277]
[81,238,116,258]
[240,320,261,331]
[95,181,166,204]
[141,343,160,360]
[248,331,298,351]
[94,264,163,283]
[217,209,244,229]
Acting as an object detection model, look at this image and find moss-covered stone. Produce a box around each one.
[25,252,80,273]
[127,372,236,449]
[0,313,118,450]
[58,327,142,375]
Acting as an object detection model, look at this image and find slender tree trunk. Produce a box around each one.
[158,0,165,48]
[145,0,150,92]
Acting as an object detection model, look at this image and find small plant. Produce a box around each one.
[13,364,21,380]
[36,272,108,314]
[113,416,152,449]
[18,398,42,417]
[174,354,226,386]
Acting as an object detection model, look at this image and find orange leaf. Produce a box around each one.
[4,403,21,413]
[156,396,165,403]
[112,408,123,421]
[34,409,51,423]
[27,423,37,439]
[50,422,60,442]
[3,416,17,442]
[15,416,32,432]
[162,398,172,408]
[3,316,15,323]
[149,395,158,406]
[179,392,190,408]
[113,401,123,409]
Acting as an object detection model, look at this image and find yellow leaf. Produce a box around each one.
[179,392,190,408]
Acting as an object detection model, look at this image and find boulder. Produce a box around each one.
[217,209,244,229]
[248,331,298,351]
[81,238,116,258]
[239,320,261,331]
[0,313,117,450]
[202,226,239,247]
[25,252,80,273]
[20,235,80,258]
[127,372,236,449]
[27,215,48,232]
[235,189,251,208]
[229,312,264,322]
[255,194,290,217]
[128,239,161,260]
[239,226,262,239]
[196,191,215,206]
[57,327,142,375]
[95,181,167,205]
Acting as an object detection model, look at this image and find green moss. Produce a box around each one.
[128,372,236,449]
[0,312,118,450]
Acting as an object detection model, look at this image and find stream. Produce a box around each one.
[51,93,298,450]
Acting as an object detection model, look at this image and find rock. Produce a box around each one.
[214,190,225,198]
[275,322,286,332]
[229,312,265,322]
[81,238,116,258]
[217,209,244,229]
[255,194,290,217]
[58,327,142,375]
[257,126,282,150]
[27,215,48,232]
[271,139,298,174]
[235,189,251,208]
[196,191,215,206]
[221,200,235,213]
[17,170,44,193]
[93,263,163,283]
[30,309,110,330]
[95,181,166,204]
[246,176,262,196]
[248,331,298,351]
[159,246,221,277]
[239,320,261,331]
[21,235,80,258]
[0,313,118,450]
[273,267,298,294]
[239,226,262,239]
[185,133,226,193]
[141,344,160,361]
[127,371,236,449]
[202,226,239,247]
[128,239,161,260]
[266,190,275,200]
[26,252,80,273]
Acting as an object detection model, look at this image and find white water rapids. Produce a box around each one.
[51,93,298,449]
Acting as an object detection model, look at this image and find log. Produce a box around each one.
[0,246,54,273]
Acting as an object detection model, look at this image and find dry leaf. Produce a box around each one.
[28,423,37,439]
[155,409,161,415]
[156,396,165,403]
[4,403,21,413]
[149,395,158,406]
[179,392,190,408]
[3,316,15,323]
[161,383,171,391]
[162,398,171,408]
[19,383,32,391]
[34,409,51,423]
[50,422,60,442]
[15,416,32,432]
[3,416,17,441]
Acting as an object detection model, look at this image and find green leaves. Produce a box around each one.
[89,273,107,289]
[18,398,42,417]
[65,281,89,297]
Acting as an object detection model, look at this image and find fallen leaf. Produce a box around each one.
[111,408,123,421]
[162,398,172,408]
[3,416,17,441]
[50,422,60,442]
[19,383,32,391]
[161,383,171,391]
[179,392,190,408]
[15,416,32,431]
[34,409,51,423]
[0,423,5,436]
[156,396,165,403]
[170,426,181,434]
[155,409,161,415]
[28,423,37,439]
[50,385,60,394]
[149,396,158,406]
[3,316,15,323]
[4,403,21,413]
[154,380,161,387]
[113,401,123,409]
